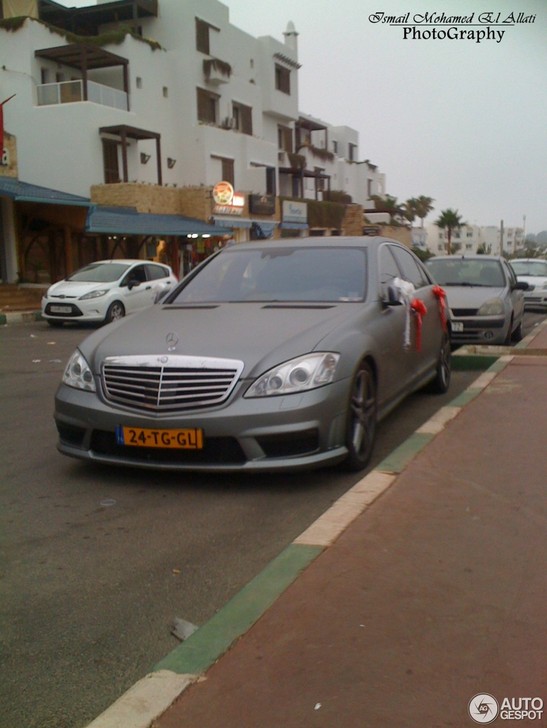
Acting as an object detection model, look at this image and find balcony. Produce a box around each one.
[36,80,128,111]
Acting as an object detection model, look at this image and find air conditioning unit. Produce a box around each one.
[278,151,286,162]
[221,117,235,130]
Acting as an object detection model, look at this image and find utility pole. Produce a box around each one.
[500,219,504,256]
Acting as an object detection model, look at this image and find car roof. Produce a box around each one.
[428,255,503,262]
[90,259,166,265]
[222,236,405,252]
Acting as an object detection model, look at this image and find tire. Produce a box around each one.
[343,361,377,471]
[425,334,451,394]
[511,319,523,343]
[104,301,125,324]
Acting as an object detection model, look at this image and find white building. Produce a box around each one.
[421,224,525,257]
[1,0,385,281]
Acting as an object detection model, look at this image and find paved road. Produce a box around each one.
[0,313,544,728]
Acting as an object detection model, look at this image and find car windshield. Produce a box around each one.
[171,247,367,303]
[67,262,131,283]
[427,259,505,287]
[511,260,547,277]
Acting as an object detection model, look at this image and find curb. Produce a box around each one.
[0,310,42,325]
[84,323,547,728]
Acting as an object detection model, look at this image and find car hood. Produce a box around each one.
[443,285,506,309]
[81,302,362,379]
[517,275,547,287]
[47,280,113,298]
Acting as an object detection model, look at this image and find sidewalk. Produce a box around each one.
[85,320,547,728]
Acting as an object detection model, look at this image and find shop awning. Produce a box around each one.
[0,177,90,206]
[251,221,276,239]
[86,206,231,235]
[280,221,308,230]
[212,216,253,229]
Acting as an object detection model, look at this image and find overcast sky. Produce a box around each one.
[64,0,546,234]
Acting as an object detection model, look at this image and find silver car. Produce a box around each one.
[426,255,527,346]
[54,237,451,473]
[510,258,547,310]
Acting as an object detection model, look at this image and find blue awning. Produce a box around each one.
[212,216,253,229]
[252,221,276,239]
[86,205,231,235]
[0,177,90,206]
[280,221,308,230]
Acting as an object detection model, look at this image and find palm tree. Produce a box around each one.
[413,196,435,227]
[436,208,463,255]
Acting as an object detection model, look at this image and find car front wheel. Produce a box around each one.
[104,301,125,324]
[344,361,377,471]
[426,333,451,393]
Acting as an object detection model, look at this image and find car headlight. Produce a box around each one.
[62,350,96,392]
[80,289,109,300]
[477,298,504,316]
[245,353,340,398]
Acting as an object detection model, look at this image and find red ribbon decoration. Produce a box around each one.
[410,298,427,351]
[432,285,448,332]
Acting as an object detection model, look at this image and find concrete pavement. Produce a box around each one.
[80,320,547,728]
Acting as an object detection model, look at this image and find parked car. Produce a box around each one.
[54,237,451,474]
[510,258,547,310]
[41,259,177,326]
[426,255,527,346]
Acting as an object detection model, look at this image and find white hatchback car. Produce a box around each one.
[510,258,547,310]
[41,259,177,326]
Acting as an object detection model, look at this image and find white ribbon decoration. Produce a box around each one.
[393,277,415,349]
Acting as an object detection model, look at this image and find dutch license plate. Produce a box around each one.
[50,305,71,313]
[452,321,464,332]
[116,426,204,449]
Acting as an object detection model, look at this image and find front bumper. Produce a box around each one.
[42,298,107,323]
[54,378,351,473]
[450,315,509,346]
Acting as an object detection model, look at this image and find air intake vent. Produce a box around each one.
[102,355,244,412]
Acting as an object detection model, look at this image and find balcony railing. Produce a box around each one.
[36,80,128,111]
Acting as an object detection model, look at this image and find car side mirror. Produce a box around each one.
[384,285,403,306]
[127,279,141,290]
[514,281,529,291]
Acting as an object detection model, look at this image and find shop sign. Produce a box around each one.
[363,225,381,236]
[213,180,245,215]
[282,200,307,224]
[249,194,275,216]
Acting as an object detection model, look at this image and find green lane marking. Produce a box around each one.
[153,543,322,675]
[376,432,434,474]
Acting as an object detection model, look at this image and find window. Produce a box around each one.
[232,102,253,135]
[196,18,210,54]
[146,263,170,280]
[389,245,431,289]
[210,156,235,186]
[266,167,276,195]
[332,140,338,154]
[275,64,291,94]
[278,125,293,152]
[348,143,357,161]
[136,76,142,89]
[197,88,219,124]
[379,246,402,287]
[102,139,120,183]
[163,86,169,98]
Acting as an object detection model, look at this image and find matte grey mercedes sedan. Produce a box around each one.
[54,237,451,473]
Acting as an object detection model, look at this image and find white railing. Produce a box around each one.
[36,80,128,111]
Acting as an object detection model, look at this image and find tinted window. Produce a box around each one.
[122,265,147,285]
[389,245,431,289]
[67,262,130,283]
[146,264,169,281]
[379,245,401,286]
[172,247,366,303]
